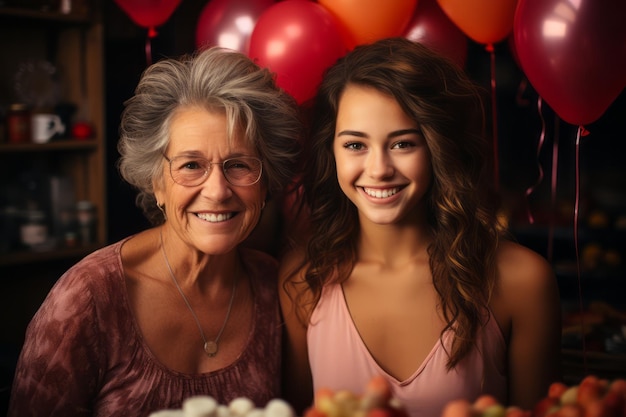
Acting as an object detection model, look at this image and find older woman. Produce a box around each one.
[9,46,302,416]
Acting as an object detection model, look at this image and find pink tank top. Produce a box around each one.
[308,284,507,417]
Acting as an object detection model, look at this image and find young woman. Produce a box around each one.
[279,37,561,417]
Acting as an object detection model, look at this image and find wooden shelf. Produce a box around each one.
[0,140,98,153]
[0,0,107,265]
[0,6,90,23]
[0,244,101,267]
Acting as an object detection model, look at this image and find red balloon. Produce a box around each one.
[248,0,346,104]
[404,0,467,67]
[114,0,182,32]
[196,0,275,53]
[514,0,626,125]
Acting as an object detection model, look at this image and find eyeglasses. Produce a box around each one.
[163,154,263,187]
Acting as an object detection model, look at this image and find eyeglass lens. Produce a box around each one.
[168,156,262,186]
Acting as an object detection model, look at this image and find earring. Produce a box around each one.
[157,202,167,220]
[261,200,266,210]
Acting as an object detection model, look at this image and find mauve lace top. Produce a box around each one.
[8,237,282,417]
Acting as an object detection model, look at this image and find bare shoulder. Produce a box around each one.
[492,239,560,332]
[496,239,556,295]
[120,229,161,280]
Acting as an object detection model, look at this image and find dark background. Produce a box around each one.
[104,0,626,253]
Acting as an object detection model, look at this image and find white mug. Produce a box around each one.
[31,113,66,144]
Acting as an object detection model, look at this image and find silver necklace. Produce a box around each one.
[160,230,238,357]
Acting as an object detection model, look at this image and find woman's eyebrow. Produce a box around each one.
[336,128,422,139]
[337,129,367,138]
[388,128,422,138]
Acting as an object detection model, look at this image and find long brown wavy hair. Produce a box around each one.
[289,37,502,369]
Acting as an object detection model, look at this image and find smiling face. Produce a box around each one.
[333,84,432,226]
[154,106,267,255]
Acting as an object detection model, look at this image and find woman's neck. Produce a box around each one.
[159,227,240,291]
[357,219,432,268]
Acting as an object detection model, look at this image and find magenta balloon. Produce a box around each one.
[404,0,467,67]
[195,0,275,53]
[514,0,626,126]
[248,0,346,104]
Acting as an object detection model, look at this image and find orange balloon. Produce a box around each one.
[318,0,418,49]
[436,0,517,45]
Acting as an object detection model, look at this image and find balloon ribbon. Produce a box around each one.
[524,96,546,225]
[145,27,158,66]
[574,125,588,374]
[486,43,499,191]
[547,117,559,263]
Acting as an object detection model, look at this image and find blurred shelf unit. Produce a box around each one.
[512,225,626,303]
[511,220,626,381]
[562,349,626,385]
[0,0,107,268]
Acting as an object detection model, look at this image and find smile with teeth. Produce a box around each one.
[196,212,234,223]
[362,187,400,198]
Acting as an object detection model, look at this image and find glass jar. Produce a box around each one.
[20,210,48,247]
[6,103,31,143]
[76,200,96,244]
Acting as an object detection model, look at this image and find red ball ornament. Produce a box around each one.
[71,122,95,140]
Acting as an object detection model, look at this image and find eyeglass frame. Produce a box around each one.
[162,154,263,187]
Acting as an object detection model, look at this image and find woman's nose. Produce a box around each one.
[201,165,233,200]
[365,150,394,179]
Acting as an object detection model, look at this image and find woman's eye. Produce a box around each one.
[344,142,365,151]
[392,141,416,150]
[181,160,203,170]
[225,160,250,170]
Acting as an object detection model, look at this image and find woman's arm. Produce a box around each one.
[497,242,562,410]
[278,247,314,415]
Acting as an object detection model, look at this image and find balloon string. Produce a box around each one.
[547,116,560,263]
[145,27,158,66]
[524,96,546,225]
[574,125,587,374]
[486,43,499,192]
[145,37,152,66]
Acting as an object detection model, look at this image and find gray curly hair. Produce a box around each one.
[117,46,303,225]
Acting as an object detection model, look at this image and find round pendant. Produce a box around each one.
[204,341,218,357]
